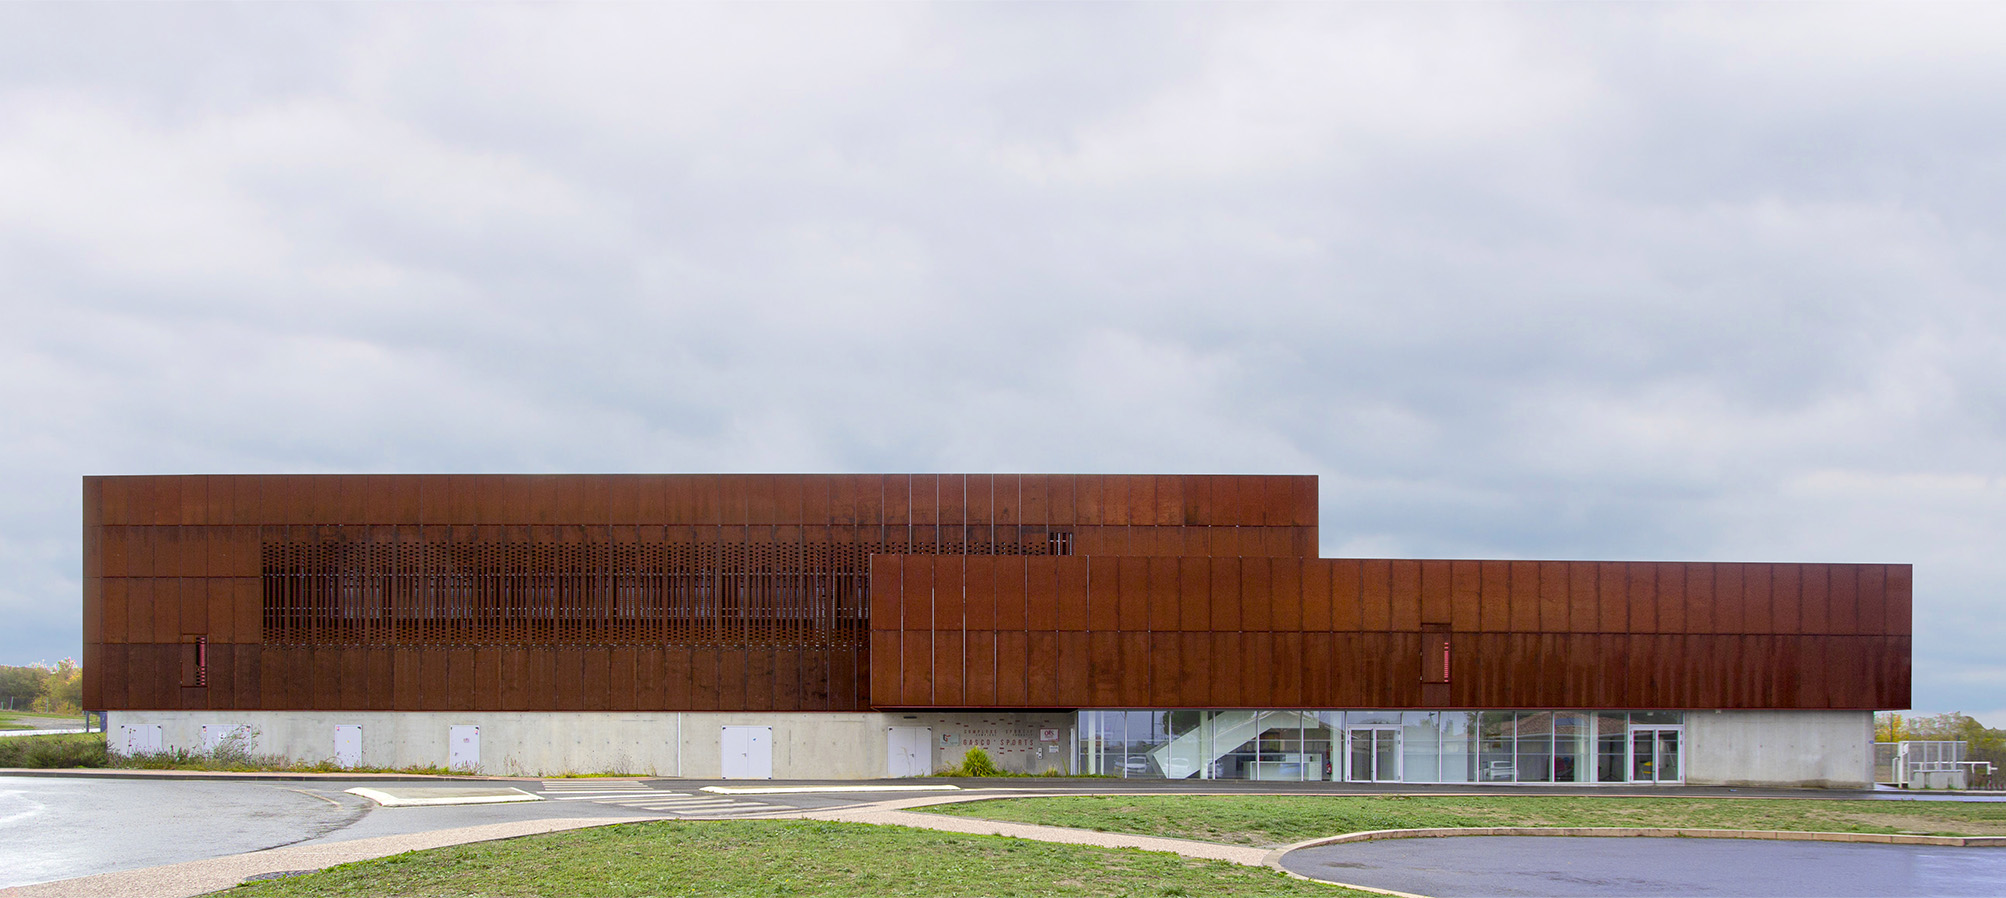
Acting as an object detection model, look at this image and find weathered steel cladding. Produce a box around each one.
[84,474,1314,711]
[868,556,1911,711]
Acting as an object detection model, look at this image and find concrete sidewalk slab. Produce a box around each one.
[0,768,471,782]
[701,784,961,794]
[0,817,655,898]
[345,786,541,807]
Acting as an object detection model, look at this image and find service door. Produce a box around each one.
[333,725,362,768]
[722,726,773,779]
[449,725,480,772]
[887,726,932,777]
[122,724,162,755]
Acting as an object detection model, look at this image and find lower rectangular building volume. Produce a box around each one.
[81,474,1907,787]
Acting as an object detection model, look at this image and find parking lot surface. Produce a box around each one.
[1281,834,2006,897]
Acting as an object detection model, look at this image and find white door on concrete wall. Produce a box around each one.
[449,725,480,772]
[333,725,362,768]
[202,724,250,751]
[121,725,161,754]
[721,726,772,779]
[887,727,932,777]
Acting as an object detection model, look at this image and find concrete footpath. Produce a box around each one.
[9,777,2005,898]
[0,816,655,898]
[0,792,1272,898]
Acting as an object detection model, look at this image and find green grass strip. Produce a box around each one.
[924,794,2006,847]
[225,820,1361,897]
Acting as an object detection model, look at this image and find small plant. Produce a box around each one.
[937,746,1005,777]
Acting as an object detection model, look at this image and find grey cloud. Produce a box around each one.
[1,4,2000,713]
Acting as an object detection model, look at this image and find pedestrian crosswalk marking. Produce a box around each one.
[534,781,782,816]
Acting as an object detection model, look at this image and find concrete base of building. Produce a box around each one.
[104,708,1876,787]
[104,709,1075,779]
[1683,709,1874,789]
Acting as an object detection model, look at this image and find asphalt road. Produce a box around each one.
[0,775,968,888]
[5,774,2001,891]
[1282,835,2006,897]
[0,776,641,888]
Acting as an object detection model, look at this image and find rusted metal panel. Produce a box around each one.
[1115,631,1148,706]
[934,556,966,632]
[932,631,964,706]
[1418,560,1452,626]
[1203,632,1237,707]
[1055,631,1089,706]
[608,646,638,711]
[1327,559,1360,631]
[1055,557,1089,631]
[868,629,901,708]
[1359,559,1391,631]
[1800,564,1831,634]
[184,475,220,525]
[1086,631,1119,706]
[1382,559,1416,631]
[1625,563,1656,634]
[1148,632,1181,706]
[1828,563,1860,635]
[1300,559,1332,632]
[993,555,1028,631]
[150,579,180,643]
[99,476,130,527]
[1270,631,1303,706]
[102,579,127,644]
[903,627,933,705]
[965,631,998,706]
[1591,562,1625,632]
[1654,563,1686,633]
[1716,563,1752,634]
[1559,561,1593,632]
[1504,561,1537,632]
[1024,631,1059,706]
[1856,566,1887,641]
[707,647,750,712]
[908,473,941,528]
[1886,565,1912,635]
[204,580,230,647]
[994,630,1029,705]
[1471,560,1504,632]
[1530,561,1563,633]
[743,647,776,712]
[1143,556,1177,631]
[126,579,154,646]
[1148,474,1180,526]
[1240,557,1271,631]
[1025,556,1059,631]
[1016,475,1048,529]
[1271,559,1303,631]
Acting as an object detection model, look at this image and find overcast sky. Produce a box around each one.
[3,4,2000,724]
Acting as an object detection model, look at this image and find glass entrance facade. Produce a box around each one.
[1075,710,1686,784]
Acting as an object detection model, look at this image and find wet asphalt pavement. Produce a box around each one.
[4,774,2002,892]
[0,774,958,888]
[1282,835,2006,897]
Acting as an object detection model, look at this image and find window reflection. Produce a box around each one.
[1075,709,1681,784]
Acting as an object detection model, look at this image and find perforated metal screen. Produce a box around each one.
[262,536,1052,648]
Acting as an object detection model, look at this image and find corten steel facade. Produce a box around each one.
[81,473,1908,783]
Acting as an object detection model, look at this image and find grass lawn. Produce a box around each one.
[924,795,2006,847]
[224,820,1362,897]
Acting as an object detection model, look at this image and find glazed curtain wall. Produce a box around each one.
[82,473,1317,712]
[1077,709,1689,783]
[868,556,1911,711]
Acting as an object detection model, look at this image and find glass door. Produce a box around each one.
[1629,727,1683,783]
[1346,727,1402,782]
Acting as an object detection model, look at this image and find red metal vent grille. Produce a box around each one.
[262,537,1049,647]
